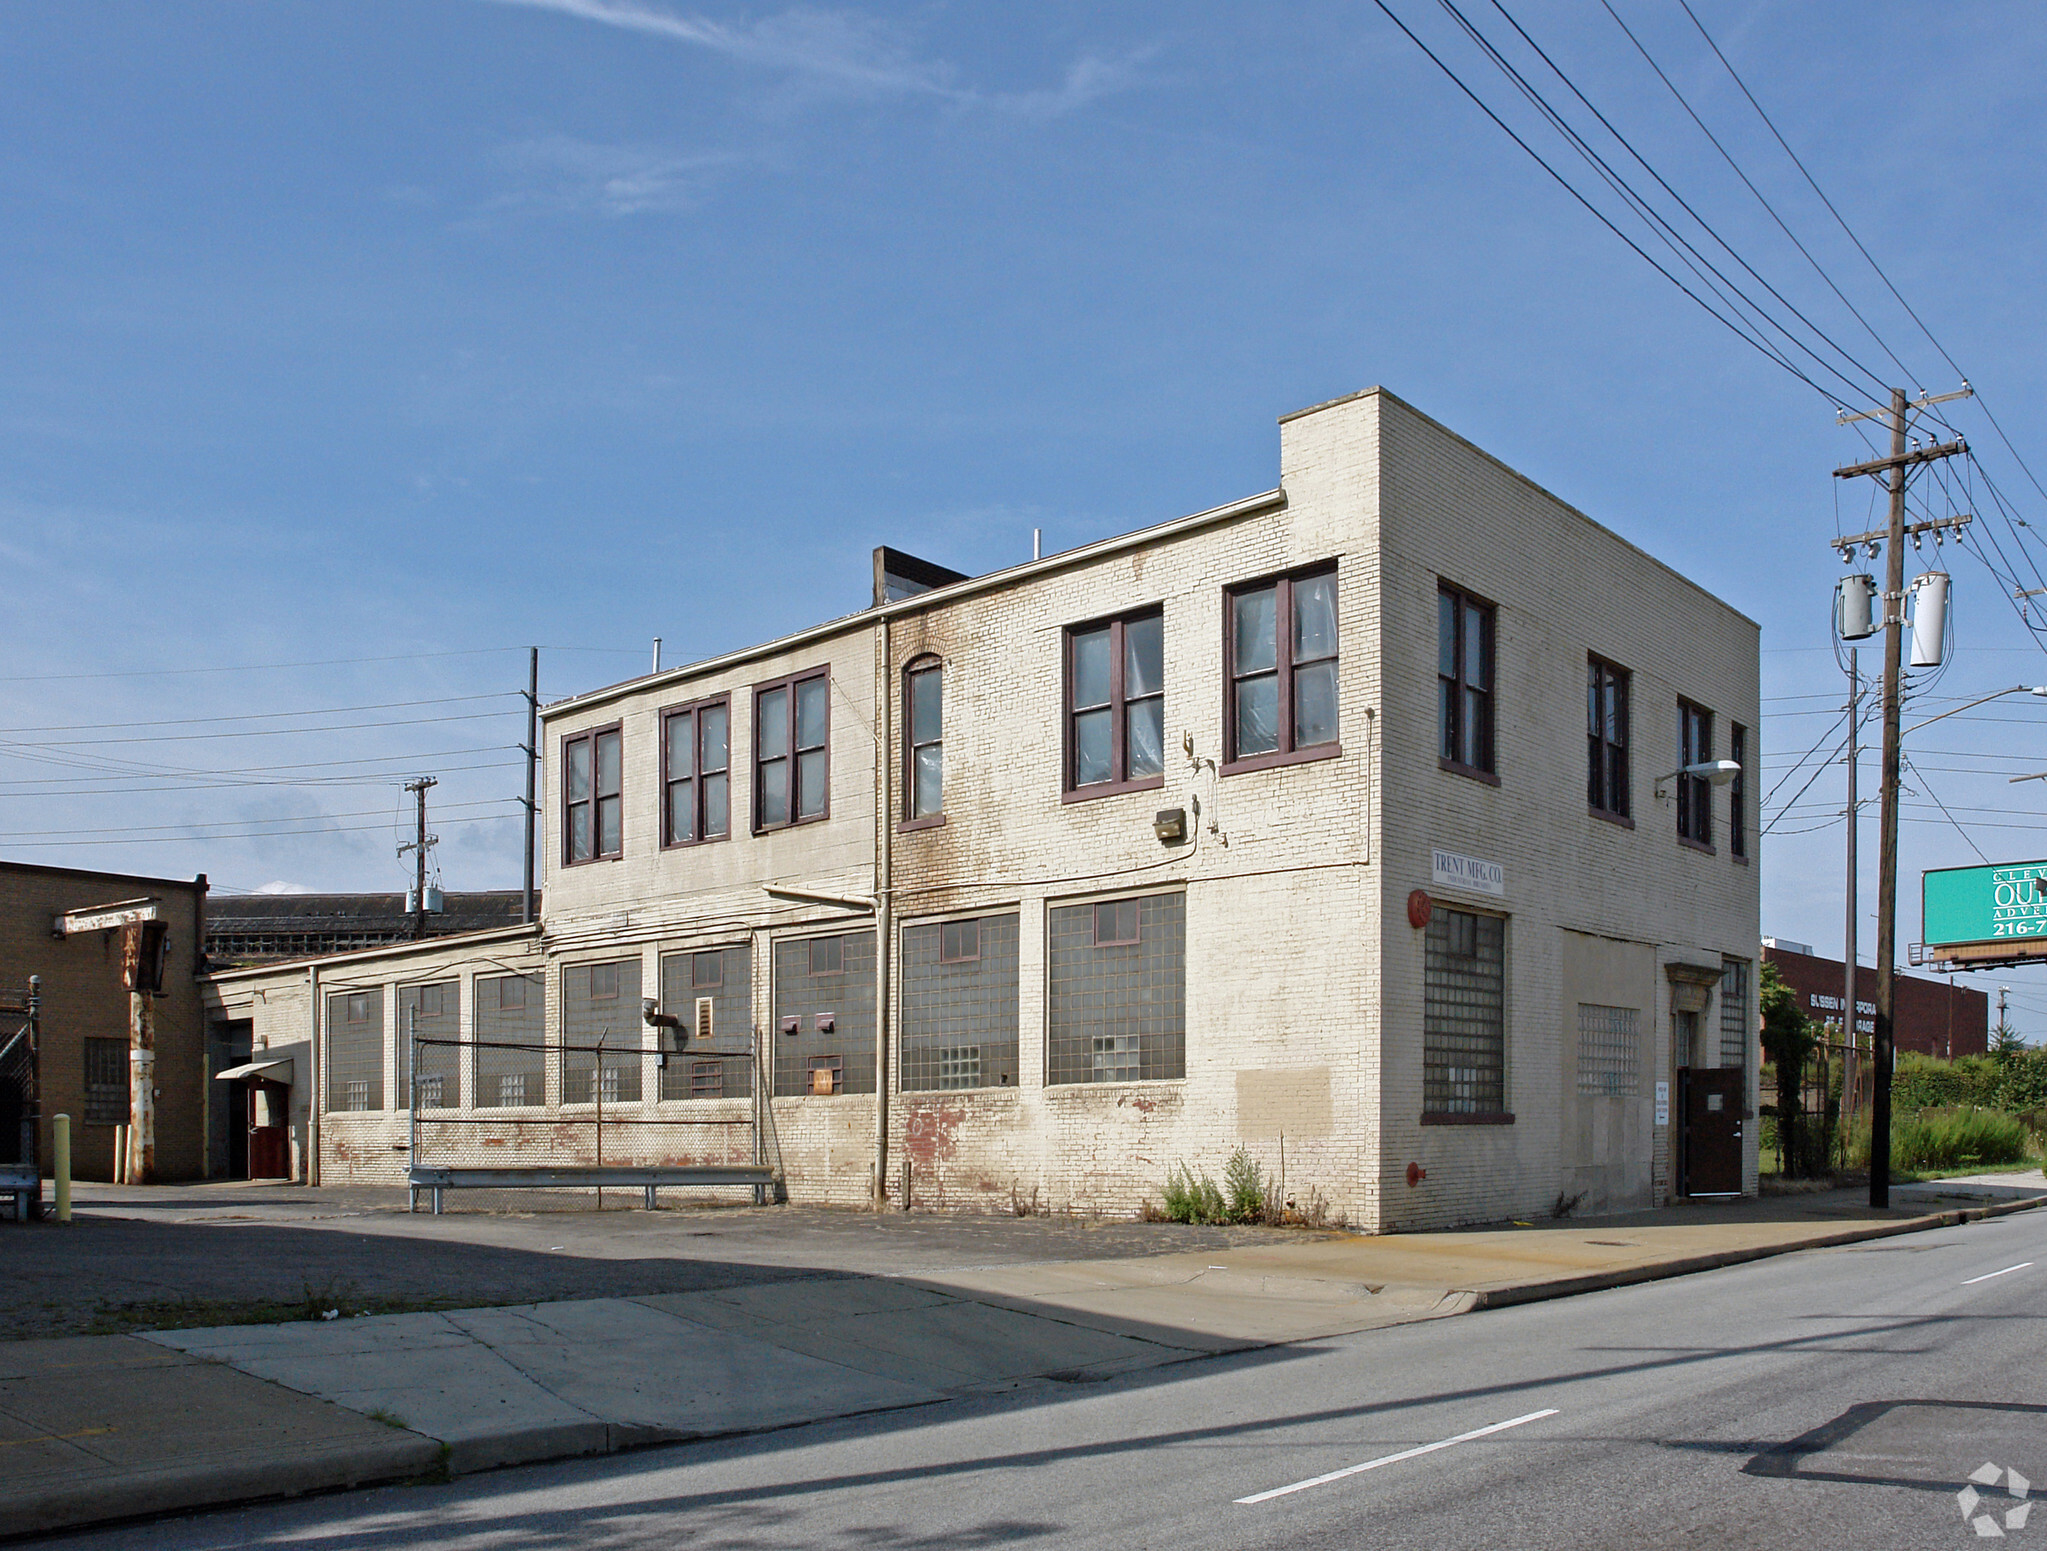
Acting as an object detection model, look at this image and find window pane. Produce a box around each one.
[1124,614,1163,698]
[1233,586,1276,675]
[796,678,828,750]
[796,748,828,818]
[596,793,621,855]
[1463,607,1488,691]
[1440,679,1458,762]
[702,772,728,837]
[1072,628,1111,709]
[1073,707,1112,785]
[759,759,789,825]
[666,711,693,780]
[1439,590,1458,678]
[570,803,592,861]
[809,936,843,975]
[595,730,621,797]
[1606,676,1625,747]
[1235,676,1279,756]
[1588,733,1604,809]
[913,743,942,816]
[758,688,789,758]
[910,667,941,744]
[669,777,695,843]
[1463,686,1489,770]
[700,704,728,773]
[1126,697,1164,778]
[1293,575,1337,661]
[567,739,592,802]
[1293,659,1338,747]
[1587,665,1601,738]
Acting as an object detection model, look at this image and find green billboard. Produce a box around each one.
[1923,859,2047,950]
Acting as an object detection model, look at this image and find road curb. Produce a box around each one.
[0,1435,444,1542]
[1464,1197,2042,1311]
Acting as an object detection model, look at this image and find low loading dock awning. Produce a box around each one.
[214,1059,294,1084]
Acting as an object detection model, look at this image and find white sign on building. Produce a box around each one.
[1431,847,1505,898]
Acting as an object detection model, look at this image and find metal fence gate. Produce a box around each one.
[405,1033,772,1211]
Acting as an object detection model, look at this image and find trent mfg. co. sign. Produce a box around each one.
[1923,859,2047,951]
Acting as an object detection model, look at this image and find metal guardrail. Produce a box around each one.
[406,1162,776,1214]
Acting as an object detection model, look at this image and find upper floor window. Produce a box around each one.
[1438,584,1495,777]
[905,657,943,822]
[563,724,623,864]
[1587,656,1630,818]
[1226,566,1339,770]
[755,671,829,830]
[1065,610,1164,798]
[662,697,730,847]
[1678,700,1713,847]
[1729,722,1748,858]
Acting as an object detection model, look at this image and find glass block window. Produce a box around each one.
[1720,957,1751,1071]
[658,943,753,1100]
[562,958,642,1105]
[1047,892,1185,1085]
[901,913,1019,1091]
[773,931,876,1096]
[325,986,383,1112]
[399,979,459,1111]
[83,1037,127,1126]
[1576,1004,1640,1096]
[1423,908,1505,1115]
[475,972,544,1108]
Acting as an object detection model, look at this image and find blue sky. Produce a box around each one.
[4,3,2045,1026]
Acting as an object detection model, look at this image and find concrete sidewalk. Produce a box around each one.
[2,1180,2038,1540]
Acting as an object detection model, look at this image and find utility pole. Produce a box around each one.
[400,777,438,942]
[522,647,539,927]
[1999,984,2012,1048]
[1833,386,1970,1209]
[1842,647,1859,1122]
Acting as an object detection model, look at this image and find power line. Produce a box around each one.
[0,692,520,735]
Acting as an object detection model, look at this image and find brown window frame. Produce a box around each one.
[902,655,944,829]
[1678,699,1714,851]
[1587,656,1631,822]
[807,1053,844,1095]
[588,962,620,1001]
[660,694,731,849]
[1062,608,1166,802]
[691,951,723,989]
[497,976,527,1012]
[1438,583,1496,781]
[938,919,980,963]
[690,1060,726,1099]
[1729,722,1748,860]
[1094,898,1140,947]
[808,936,843,976]
[1223,563,1342,774]
[562,722,624,866]
[753,669,830,832]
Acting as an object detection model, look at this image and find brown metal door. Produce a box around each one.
[1680,1067,1744,1197]
[246,1080,289,1179]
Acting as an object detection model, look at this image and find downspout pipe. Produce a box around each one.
[874,614,893,1209]
[307,961,321,1186]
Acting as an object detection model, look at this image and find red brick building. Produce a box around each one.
[1762,943,1988,1059]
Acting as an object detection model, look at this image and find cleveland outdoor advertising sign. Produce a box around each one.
[1923,859,2047,951]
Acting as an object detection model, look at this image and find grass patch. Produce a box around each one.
[1846,1107,2033,1174]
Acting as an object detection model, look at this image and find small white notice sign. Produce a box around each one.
[1431,848,1505,897]
[1654,1080,1670,1126]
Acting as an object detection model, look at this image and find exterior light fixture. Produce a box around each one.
[1153,807,1188,843]
[1652,760,1742,800]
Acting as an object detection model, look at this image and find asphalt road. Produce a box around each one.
[38,1207,2046,1550]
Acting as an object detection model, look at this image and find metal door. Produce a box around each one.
[246,1080,289,1179]
[1679,1067,1744,1197]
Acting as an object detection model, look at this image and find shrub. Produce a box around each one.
[1157,1150,1274,1225]
[1223,1148,1268,1222]
[1846,1106,2031,1173]
[1159,1163,1227,1224]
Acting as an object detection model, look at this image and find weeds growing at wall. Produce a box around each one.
[1845,1106,2033,1173]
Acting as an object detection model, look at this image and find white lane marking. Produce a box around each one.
[1963,1262,2034,1285]
[1235,1409,1560,1505]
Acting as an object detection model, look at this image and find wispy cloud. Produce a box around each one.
[484,0,1141,116]
[494,135,745,216]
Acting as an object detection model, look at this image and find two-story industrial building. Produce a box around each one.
[206,387,1760,1228]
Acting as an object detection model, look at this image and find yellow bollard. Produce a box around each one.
[52,1114,70,1223]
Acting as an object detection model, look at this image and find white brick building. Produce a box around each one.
[207,388,1759,1228]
